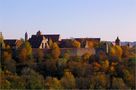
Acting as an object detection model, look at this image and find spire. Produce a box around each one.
[115,36,120,46]
[36,30,42,36]
[25,32,28,41]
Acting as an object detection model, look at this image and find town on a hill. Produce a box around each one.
[0,31,136,89]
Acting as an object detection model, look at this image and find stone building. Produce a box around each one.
[28,31,60,49]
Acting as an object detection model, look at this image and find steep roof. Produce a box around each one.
[116,37,120,42]
[29,33,60,48]
[29,35,44,48]
[4,39,17,47]
[4,39,22,48]
[43,34,60,42]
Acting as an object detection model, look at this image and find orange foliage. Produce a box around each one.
[19,48,27,61]
[72,40,81,48]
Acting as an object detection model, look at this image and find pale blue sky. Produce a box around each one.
[0,0,136,41]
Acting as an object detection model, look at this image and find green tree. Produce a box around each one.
[0,70,26,89]
[21,68,45,89]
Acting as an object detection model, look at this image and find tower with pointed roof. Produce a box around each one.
[25,32,28,41]
[115,36,120,46]
[36,30,42,36]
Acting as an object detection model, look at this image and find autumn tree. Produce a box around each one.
[89,72,108,89]
[18,41,33,62]
[36,49,44,63]
[86,41,94,48]
[51,42,60,59]
[76,77,91,89]
[63,52,70,60]
[0,70,26,89]
[24,41,32,58]
[109,45,123,59]
[21,68,45,89]
[100,59,109,72]
[112,77,128,89]
[0,33,5,48]
[45,77,63,89]
[49,39,53,48]
[61,70,76,89]
[72,40,81,48]
[3,51,16,72]
[121,46,130,58]
[18,48,27,62]
[82,52,91,63]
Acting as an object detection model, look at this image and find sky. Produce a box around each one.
[0,0,136,41]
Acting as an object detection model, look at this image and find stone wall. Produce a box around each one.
[61,48,95,57]
[32,48,95,57]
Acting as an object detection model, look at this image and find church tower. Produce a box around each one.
[115,36,120,46]
[36,30,42,36]
[25,32,28,41]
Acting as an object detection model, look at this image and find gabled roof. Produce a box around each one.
[43,34,60,42]
[59,39,73,48]
[4,39,22,48]
[29,35,45,48]
[4,39,17,47]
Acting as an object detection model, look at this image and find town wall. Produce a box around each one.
[32,48,95,57]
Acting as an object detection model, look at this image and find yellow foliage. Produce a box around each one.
[72,40,81,48]
[64,52,70,60]
[93,62,101,71]
[110,66,115,72]
[25,41,32,57]
[101,60,109,71]
[87,41,94,48]
[45,77,63,89]
[49,39,53,48]
[51,42,60,59]
[110,45,122,58]
[110,46,116,56]
[82,52,91,62]
[61,71,76,89]
[19,48,27,61]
